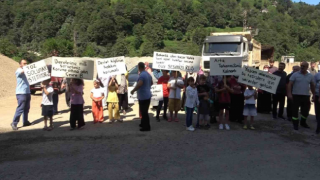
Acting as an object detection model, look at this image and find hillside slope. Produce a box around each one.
[0,54,18,98]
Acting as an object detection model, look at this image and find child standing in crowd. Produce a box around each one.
[69,79,85,130]
[156,70,170,122]
[197,75,211,129]
[215,76,233,130]
[107,76,121,123]
[90,80,105,123]
[41,79,54,131]
[168,71,184,122]
[185,77,199,131]
[243,86,257,130]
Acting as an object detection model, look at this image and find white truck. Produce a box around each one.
[202,32,262,72]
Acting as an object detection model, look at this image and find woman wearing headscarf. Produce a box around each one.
[257,65,272,114]
[116,66,129,115]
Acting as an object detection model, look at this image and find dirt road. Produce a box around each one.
[1,81,320,180]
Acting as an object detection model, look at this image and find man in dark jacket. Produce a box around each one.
[272,62,287,120]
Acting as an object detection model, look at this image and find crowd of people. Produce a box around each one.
[10,59,320,134]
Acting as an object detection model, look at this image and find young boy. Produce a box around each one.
[197,75,211,129]
[168,71,184,122]
[41,79,54,131]
[243,86,257,130]
[215,76,233,130]
[185,77,199,131]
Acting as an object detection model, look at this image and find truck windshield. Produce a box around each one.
[203,43,241,54]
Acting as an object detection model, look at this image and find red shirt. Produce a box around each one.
[157,76,170,97]
[217,81,231,103]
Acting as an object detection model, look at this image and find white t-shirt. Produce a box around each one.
[168,77,184,99]
[91,88,104,98]
[244,89,256,105]
[185,86,199,108]
[42,86,54,105]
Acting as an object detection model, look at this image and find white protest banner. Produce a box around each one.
[238,66,280,94]
[51,57,94,80]
[153,52,201,72]
[23,60,51,85]
[96,56,126,77]
[128,85,163,104]
[210,57,242,76]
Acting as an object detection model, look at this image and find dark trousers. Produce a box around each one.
[230,94,244,122]
[65,92,70,107]
[186,107,194,127]
[139,99,151,129]
[118,93,128,110]
[292,95,311,121]
[314,96,320,130]
[156,97,169,118]
[13,94,31,125]
[272,94,285,118]
[287,98,293,119]
[70,104,85,128]
[53,92,59,114]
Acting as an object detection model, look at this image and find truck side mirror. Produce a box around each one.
[248,43,253,51]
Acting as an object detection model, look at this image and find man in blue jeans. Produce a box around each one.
[11,59,33,130]
[131,62,153,131]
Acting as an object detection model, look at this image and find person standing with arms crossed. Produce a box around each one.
[272,63,287,120]
[287,62,315,130]
[131,62,153,131]
[11,59,34,130]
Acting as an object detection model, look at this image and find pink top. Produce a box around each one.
[70,84,84,105]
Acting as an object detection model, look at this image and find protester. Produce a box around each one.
[61,78,71,107]
[97,75,111,107]
[145,62,152,75]
[131,62,153,131]
[198,66,204,76]
[156,70,170,122]
[286,66,300,121]
[272,63,287,120]
[314,70,320,134]
[116,70,129,115]
[229,76,246,123]
[185,77,199,131]
[11,59,33,131]
[69,79,85,130]
[52,82,59,115]
[181,72,199,110]
[268,59,278,74]
[308,62,317,76]
[287,62,315,130]
[243,86,257,130]
[215,76,233,130]
[107,76,121,123]
[207,75,223,123]
[168,70,184,122]
[90,80,105,124]
[41,79,54,131]
[197,75,210,128]
[257,65,272,114]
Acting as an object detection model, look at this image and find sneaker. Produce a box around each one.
[186,126,195,131]
[219,124,224,130]
[11,123,18,131]
[117,119,123,123]
[225,124,230,130]
[23,122,34,127]
[168,118,172,122]
[250,126,255,130]
[243,125,248,129]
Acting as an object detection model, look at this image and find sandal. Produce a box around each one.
[43,127,48,131]
[174,118,179,122]
[47,127,53,131]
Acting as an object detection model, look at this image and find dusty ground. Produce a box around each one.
[0,81,320,180]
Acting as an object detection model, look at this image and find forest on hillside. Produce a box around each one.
[0,0,320,62]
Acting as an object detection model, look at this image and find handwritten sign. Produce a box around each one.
[96,56,126,77]
[51,57,94,80]
[210,57,242,75]
[23,60,51,85]
[238,66,280,94]
[153,52,201,72]
[128,85,163,104]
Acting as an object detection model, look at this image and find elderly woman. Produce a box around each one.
[116,67,129,115]
[257,65,272,114]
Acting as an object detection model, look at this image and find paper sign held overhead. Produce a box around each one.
[51,57,94,80]
[238,66,280,94]
[210,57,243,76]
[153,52,201,72]
[96,56,126,77]
[23,60,51,85]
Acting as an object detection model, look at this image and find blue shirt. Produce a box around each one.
[15,68,30,94]
[137,71,152,100]
[315,72,320,96]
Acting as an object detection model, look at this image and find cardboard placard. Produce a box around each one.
[210,57,243,75]
[96,56,126,77]
[23,60,51,85]
[128,85,163,104]
[238,66,280,94]
[51,57,94,80]
[153,52,201,72]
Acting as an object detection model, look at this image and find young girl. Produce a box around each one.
[199,94,211,130]
[41,79,54,131]
[69,78,85,130]
[90,80,105,123]
[168,71,184,122]
[107,76,121,123]
[185,77,199,131]
[243,86,257,130]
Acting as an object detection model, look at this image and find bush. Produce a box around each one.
[0,38,17,57]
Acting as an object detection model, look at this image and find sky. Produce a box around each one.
[292,0,320,5]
